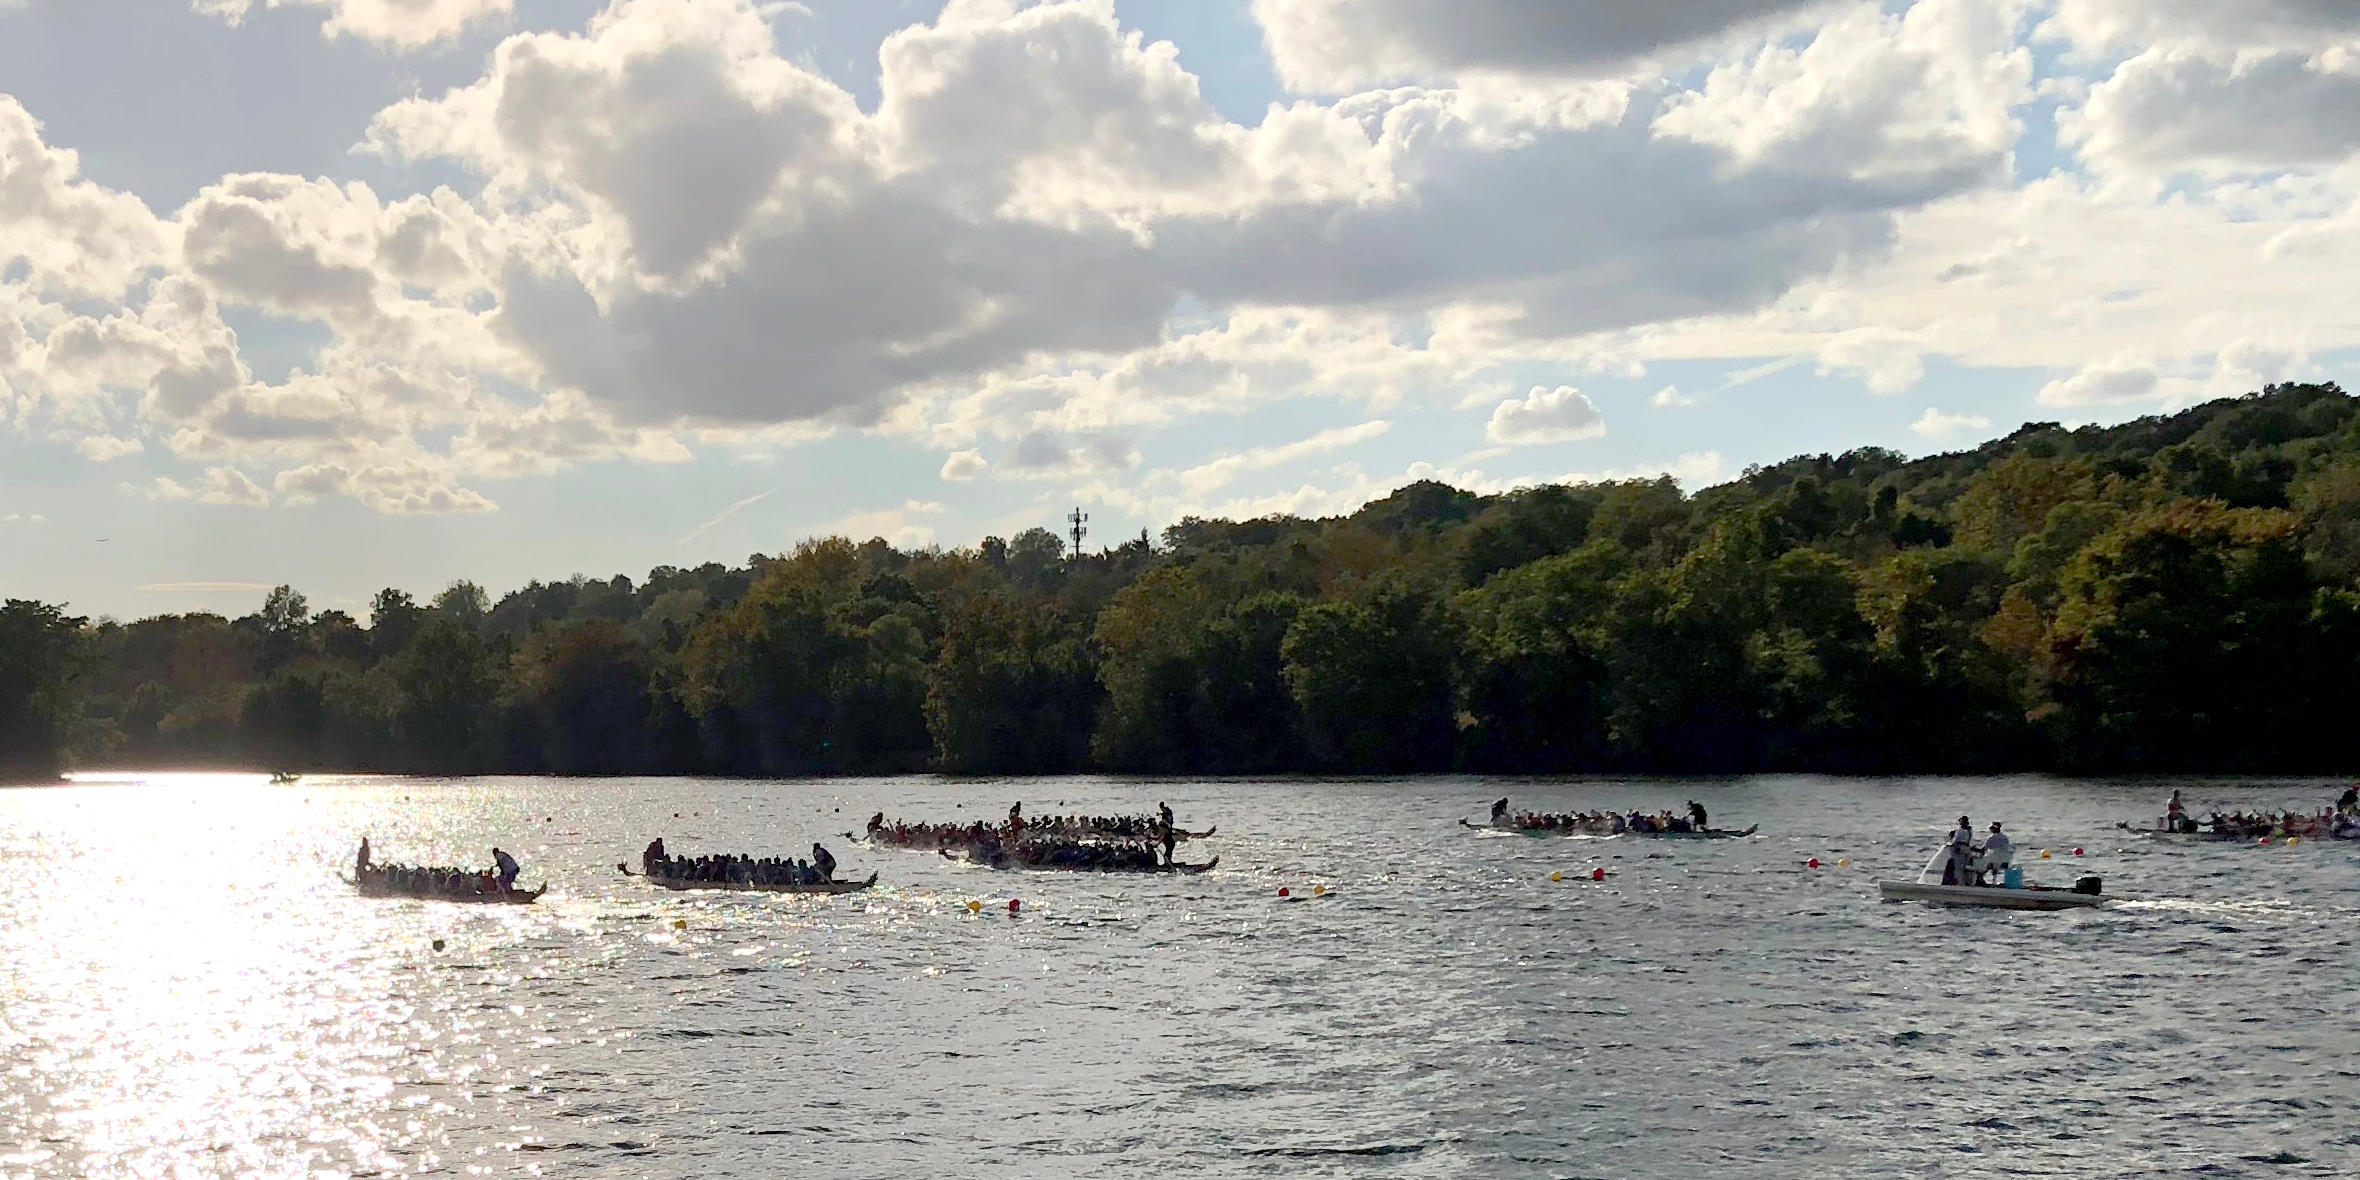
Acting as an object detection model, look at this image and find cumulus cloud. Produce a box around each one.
[270,460,495,514]
[75,435,145,461]
[194,0,513,49]
[1564,450,1730,489]
[1815,327,1927,394]
[1650,385,1695,408]
[1910,407,1991,440]
[1487,385,1605,445]
[0,97,172,299]
[2061,49,2360,176]
[1253,0,1841,91]
[2038,362,2164,408]
[148,466,271,506]
[940,449,989,480]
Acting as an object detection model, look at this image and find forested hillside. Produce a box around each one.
[8,382,2360,780]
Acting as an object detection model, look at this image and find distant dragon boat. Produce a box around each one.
[1463,817,1758,839]
[939,848,1221,874]
[618,864,879,894]
[349,867,543,904]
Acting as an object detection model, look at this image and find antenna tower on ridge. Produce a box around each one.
[1068,507,1089,558]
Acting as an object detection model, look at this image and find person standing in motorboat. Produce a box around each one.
[1944,816,1976,885]
[1978,822,2013,885]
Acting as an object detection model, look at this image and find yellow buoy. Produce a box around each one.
[2288,836,2300,846]
[671,918,687,931]
[966,899,982,914]
[1837,858,1849,867]
[2040,849,2051,859]
[1550,871,1563,882]
[1313,884,1327,896]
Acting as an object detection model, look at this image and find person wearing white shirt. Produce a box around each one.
[1944,815,1975,885]
[1979,822,2013,884]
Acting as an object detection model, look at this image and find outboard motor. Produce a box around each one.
[2073,875,2103,896]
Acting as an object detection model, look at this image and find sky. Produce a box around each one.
[5,0,2360,622]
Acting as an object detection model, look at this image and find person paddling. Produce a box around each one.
[493,847,520,891]
[811,842,837,882]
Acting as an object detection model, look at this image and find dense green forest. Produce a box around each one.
[7,382,2360,781]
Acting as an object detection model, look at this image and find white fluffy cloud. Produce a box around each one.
[1486,385,1605,445]
[11,0,2354,535]
[1253,0,1841,91]
[194,0,513,49]
[1910,407,1991,440]
[2038,362,2163,409]
[147,465,271,506]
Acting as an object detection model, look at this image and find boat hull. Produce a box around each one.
[350,878,544,904]
[633,869,877,894]
[1467,819,1758,839]
[941,850,1220,874]
[1877,880,2106,910]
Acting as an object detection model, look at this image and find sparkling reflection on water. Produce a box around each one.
[3,774,2358,1179]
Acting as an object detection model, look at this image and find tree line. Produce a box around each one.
[6,382,2359,781]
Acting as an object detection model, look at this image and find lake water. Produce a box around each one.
[3,773,2357,1179]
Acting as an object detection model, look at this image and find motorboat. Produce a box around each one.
[1880,836,2113,909]
[1877,878,2109,910]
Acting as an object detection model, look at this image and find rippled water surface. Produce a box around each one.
[4,774,2358,1179]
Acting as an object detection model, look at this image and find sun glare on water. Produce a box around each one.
[0,780,415,1178]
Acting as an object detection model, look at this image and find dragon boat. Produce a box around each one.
[618,864,878,894]
[349,867,543,904]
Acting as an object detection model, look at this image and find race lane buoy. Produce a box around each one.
[1837,858,1849,867]
[2288,836,2300,846]
[2073,847,2084,857]
[1314,884,1327,896]
[1007,898,1021,914]
[1550,871,1563,882]
[1278,887,1291,898]
[2040,849,2051,859]
[431,938,444,952]
[1591,867,1606,882]
[1807,858,1821,869]
[967,899,982,914]
[672,918,687,931]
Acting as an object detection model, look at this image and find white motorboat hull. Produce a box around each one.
[1877,880,2108,910]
